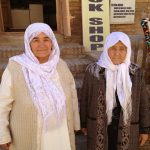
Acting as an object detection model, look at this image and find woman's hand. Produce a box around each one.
[139,134,149,146]
[0,143,10,150]
[81,128,87,135]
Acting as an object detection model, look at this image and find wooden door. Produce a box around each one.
[0,0,12,31]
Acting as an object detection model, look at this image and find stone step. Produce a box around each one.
[0,56,93,81]
[0,32,64,45]
[0,43,85,60]
[60,43,85,58]
[64,57,93,77]
[0,46,23,60]
[0,58,89,105]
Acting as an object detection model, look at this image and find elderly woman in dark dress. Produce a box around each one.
[80,32,150,150]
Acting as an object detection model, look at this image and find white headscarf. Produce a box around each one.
[97,32,132,125]
[10,23,66,130]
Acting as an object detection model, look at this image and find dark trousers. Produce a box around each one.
[107,123,118,150]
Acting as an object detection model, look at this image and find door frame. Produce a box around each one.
[0,0,4,31]
[56,0,71,36]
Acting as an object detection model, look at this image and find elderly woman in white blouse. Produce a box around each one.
[0,23,80,150]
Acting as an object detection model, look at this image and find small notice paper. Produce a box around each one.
[110,0,135,24]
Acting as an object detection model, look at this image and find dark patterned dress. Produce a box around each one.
[80,62,150,150]
[107,93,121,150]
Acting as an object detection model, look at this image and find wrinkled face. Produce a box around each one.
[30,32,52,63]
[108,41,127,65]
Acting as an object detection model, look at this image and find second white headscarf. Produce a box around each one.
[97,32,132,125]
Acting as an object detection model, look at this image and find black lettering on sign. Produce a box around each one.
[89,26,103,34]
[89,4,103,11]
[91,44,103,50]
[89,17,104,50]
[89,18,103,25]
[89,0,103,2]
[90,35,103,42]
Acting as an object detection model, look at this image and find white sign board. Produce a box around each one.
[82,0,110,51]
[110,0,135,24]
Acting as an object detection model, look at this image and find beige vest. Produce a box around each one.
[7,59,79,150]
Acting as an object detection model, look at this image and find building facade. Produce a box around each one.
[0,0,150,43]
[0,0,150,149]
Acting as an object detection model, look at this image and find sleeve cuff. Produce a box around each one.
[0,129,11,144]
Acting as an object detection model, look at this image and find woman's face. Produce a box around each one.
[30,32,52,63]
[108,41,127,65]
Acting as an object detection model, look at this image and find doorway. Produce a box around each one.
[43,0,57,30]
[0,0,71,36]
[9,0,57,31]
